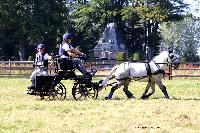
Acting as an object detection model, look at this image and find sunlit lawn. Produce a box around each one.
[0,78,200,132]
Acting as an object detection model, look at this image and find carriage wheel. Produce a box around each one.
[72,82,98,100]
[38,85,49,100]
[48,82,66,101]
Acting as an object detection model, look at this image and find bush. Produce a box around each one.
[28,56,33,61]
[132,52,141,61]
[116,52,126,61]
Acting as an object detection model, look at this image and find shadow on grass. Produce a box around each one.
[97,96,200,101]
[151,96,200,101]
[30,95,200,101]
[170,97,200,101]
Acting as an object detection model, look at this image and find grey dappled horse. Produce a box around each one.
[100,50,180,100]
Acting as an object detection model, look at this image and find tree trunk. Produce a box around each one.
[147,20,152,60]
[18,39,25,61]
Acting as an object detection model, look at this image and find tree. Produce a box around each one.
[121,0,187,59]
[0,0,70,60]
[160,16,200,62]
[27,0,70,56]
[0,0,27,60]
[69,0,120,53]
[0,0,188,60]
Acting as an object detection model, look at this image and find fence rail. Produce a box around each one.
[1,61,200,79]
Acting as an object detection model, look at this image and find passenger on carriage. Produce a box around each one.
[59,33,96,77]
[27,44,52,94]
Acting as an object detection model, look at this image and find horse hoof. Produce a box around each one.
[27,90,36,95]
[105,96,112,100]
[128,95,135,99]
[98,80,103,84]
[164,95,170,99]
[140,96,148,100]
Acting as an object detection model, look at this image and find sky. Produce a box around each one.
[183,0,200,55]
[184,0,200,17]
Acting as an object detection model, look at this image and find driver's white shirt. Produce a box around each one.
[61,42,74,58]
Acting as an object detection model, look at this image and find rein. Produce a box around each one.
[166,54,178,67]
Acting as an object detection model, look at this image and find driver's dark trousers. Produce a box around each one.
[72,59,88,75]
[61,58,88,76]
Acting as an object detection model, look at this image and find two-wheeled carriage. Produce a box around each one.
[29,56,100,100]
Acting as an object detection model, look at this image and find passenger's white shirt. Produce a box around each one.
[35,53,49,66]
[60,42,74,58]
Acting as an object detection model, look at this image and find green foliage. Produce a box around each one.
[0,0,188,60]
[160,16,200,62]
[121,0,187,57]
[132,52,141,61]
[116,52,126,61]
[0,0,70,60]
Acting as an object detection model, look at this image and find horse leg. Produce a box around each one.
[141,81,155,99]
[105,82,121,100]
[155,80,169,99]
[123,81,135,99]
[141,82,152,99]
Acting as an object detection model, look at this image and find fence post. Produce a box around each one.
[9,59,11,78]
[168,63,172,80]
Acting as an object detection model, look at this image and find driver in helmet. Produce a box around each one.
[27,44,52,94]
[59,33,96,77]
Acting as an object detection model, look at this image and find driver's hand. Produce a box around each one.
[48,56,52,60]
[82,53,87,59]
[50,53,54,56]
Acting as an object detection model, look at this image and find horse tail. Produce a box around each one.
[99,65,119,91]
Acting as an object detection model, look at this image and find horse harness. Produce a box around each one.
[145,61,165,81]
[167,53,178,66]
[115,61,165,82]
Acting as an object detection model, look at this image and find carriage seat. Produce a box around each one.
[58,58,75,71]
[35,74,56,90]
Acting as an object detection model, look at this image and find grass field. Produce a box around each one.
[0,78,200,133]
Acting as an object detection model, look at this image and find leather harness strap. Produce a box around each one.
[145,61,152,76]
[145,61,152,82]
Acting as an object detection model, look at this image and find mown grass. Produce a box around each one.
[0,78,200,133]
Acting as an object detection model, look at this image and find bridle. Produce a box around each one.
[167,53,178,66]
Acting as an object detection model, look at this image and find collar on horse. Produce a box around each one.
[145,60,165,76]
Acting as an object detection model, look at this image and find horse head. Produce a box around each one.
[153,50,180,69]
[167,50,180,69]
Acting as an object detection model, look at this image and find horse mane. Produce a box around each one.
[152,51,169,63]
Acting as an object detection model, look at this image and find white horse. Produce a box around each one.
[100,50,180,100]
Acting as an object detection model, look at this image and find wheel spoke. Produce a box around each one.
[86,94,91,98]
[75,90,81,95]
[72,82,98,100]
[55,85,64,100]
[56,94,62,99]
[76,94,84,100]
[48,82,66,100]
[87,88,92,91]
[88,92,95,96]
